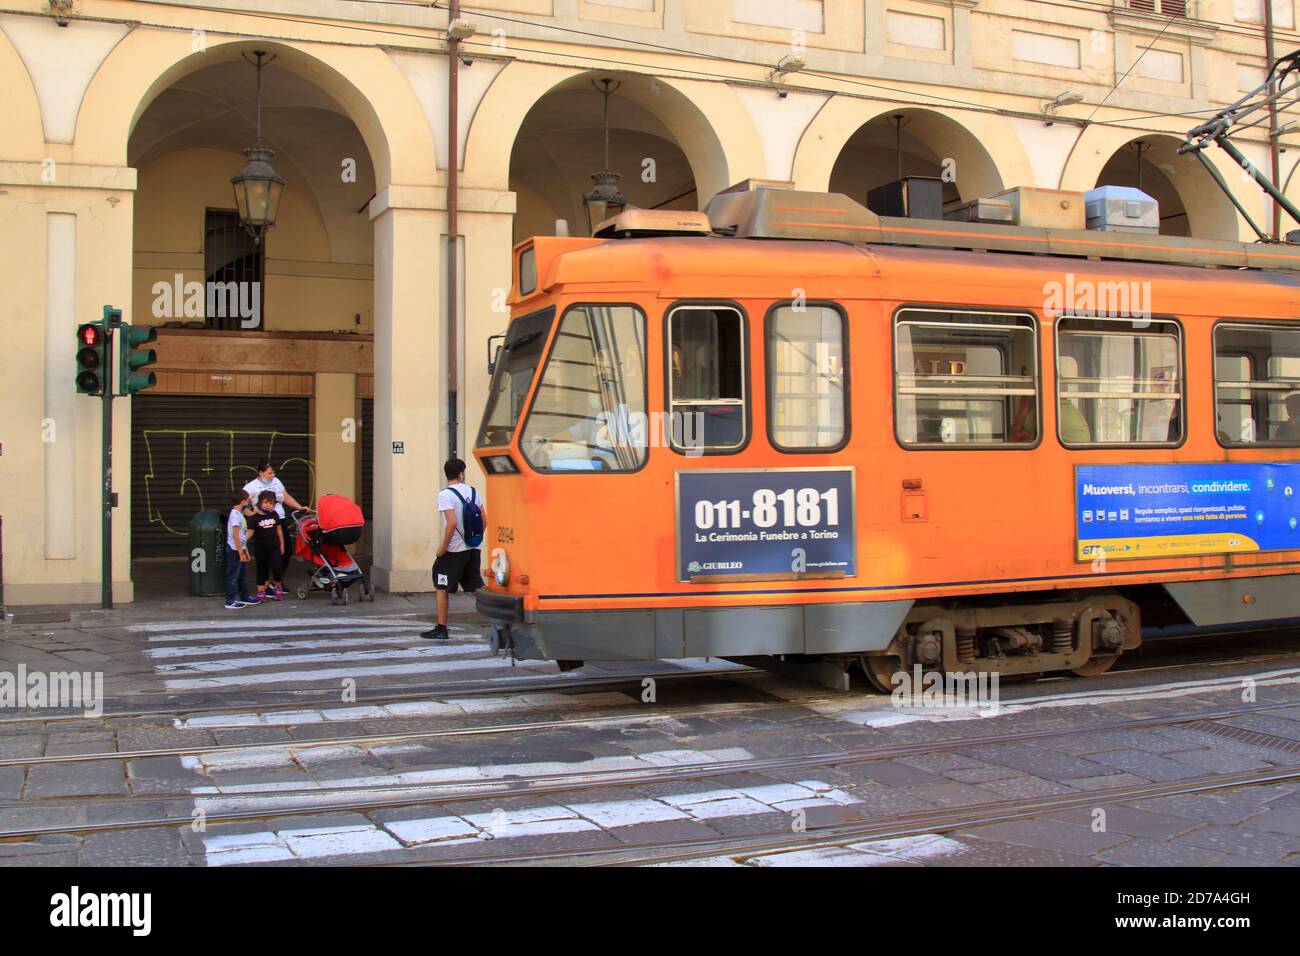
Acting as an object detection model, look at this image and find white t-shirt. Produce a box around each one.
[437,484,480,553]
[226,508,248,551]
[243,476,288,519]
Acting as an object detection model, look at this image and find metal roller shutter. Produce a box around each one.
[131,394,313,558]
[360,398,374,520]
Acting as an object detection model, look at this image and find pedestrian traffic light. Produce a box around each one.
[75,322,105,395]
[118,322,158,395]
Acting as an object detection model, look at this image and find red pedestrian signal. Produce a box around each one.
[76,322,105,394]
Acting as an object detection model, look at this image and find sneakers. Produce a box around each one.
[224,600,246,610]
[273,585,285,601]
[420,624,450,640]
[242,595,263,606]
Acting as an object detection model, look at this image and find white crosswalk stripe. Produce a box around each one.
[131,616,425,633]
[195,743,862,865]
[134,616,525,692]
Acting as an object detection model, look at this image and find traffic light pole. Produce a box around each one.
[101,321,114,610]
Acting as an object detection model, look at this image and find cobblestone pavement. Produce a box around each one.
[3,594,1300,866]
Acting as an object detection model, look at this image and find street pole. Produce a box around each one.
[446,0,461,461]
[1265,0,1281,240]
[101,312,115,610]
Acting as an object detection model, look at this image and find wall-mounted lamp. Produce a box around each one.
[1041,91,1084,126]
[447,18,477,40]
[769,53,806,84]
[1271,120,1299,152]
[48,0,74,26]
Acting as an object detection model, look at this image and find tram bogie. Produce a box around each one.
[856,593,1142,692]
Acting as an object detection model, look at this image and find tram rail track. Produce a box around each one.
[0,665,755,728]
[432,762,1300,867]
[3,693,1299,843]
[7,650,1300,770]
[0,693,842,769]
[5,631,1298,731]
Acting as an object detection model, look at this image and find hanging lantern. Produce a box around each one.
[231,146,285,244]
[582,78,629,235]
[584,168,627,235]
[230,51,284,244]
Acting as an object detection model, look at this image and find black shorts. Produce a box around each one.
[432,549,483,593]
[253,544,284,584]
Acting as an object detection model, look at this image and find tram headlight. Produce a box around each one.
[490,547,510,587]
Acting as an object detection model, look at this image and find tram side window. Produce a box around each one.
[1214,324,1300,446]
[768,305,848,451]
[669,306,747,452]
[519,305,648,472]
[894,308,1038,447]
[1056,317,1182,446]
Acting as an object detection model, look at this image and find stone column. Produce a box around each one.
[369,189,443,594]
[0,160,136,604]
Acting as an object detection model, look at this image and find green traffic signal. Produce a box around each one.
[75,322,105,395]
[118,322,158,395]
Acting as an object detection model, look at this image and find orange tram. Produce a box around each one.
[473,186,1300,691]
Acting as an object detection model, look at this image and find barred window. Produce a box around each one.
[1056,317,1183,446]
[767,304,848,451]
[1215,323,1300,447]
[895,308,1038,447]
[668,306,747,452]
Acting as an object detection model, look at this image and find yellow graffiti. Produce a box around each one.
[139,429,317,537]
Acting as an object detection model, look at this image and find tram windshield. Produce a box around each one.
[477,309,554,448]
[520,304,648,472]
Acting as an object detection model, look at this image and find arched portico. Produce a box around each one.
[1061,128,1244,240]
[465,61,760,208]
[792,98,1033,205]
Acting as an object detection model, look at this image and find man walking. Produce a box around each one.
[422,458,486,640]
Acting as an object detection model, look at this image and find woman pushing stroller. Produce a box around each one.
[242,458,305,583]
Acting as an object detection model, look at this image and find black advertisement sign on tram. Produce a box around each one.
[675,468,856,583]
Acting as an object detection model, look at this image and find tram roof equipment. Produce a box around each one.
[590,186,1300,274]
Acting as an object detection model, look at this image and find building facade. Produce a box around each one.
[1,0,1297,604]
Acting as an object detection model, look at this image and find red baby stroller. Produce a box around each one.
[292,494,373,605]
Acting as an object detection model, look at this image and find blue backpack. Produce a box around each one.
[447,486,484,548]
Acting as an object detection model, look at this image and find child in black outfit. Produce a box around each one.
[249,490,287,601]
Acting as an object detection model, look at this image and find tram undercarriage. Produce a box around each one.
[479,587,1145,693]
[724,592,1141,692]
[851,593,1141,693]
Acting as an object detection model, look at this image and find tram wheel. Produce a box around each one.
[1071,654,1119,677]
[861,654,903,694]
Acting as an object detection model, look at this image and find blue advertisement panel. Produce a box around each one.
[676,469,856,581]
[1076,462,1300,561]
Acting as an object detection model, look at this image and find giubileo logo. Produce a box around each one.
[49,887,151,937]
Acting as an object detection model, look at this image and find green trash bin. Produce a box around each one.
[188,509,227,595]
